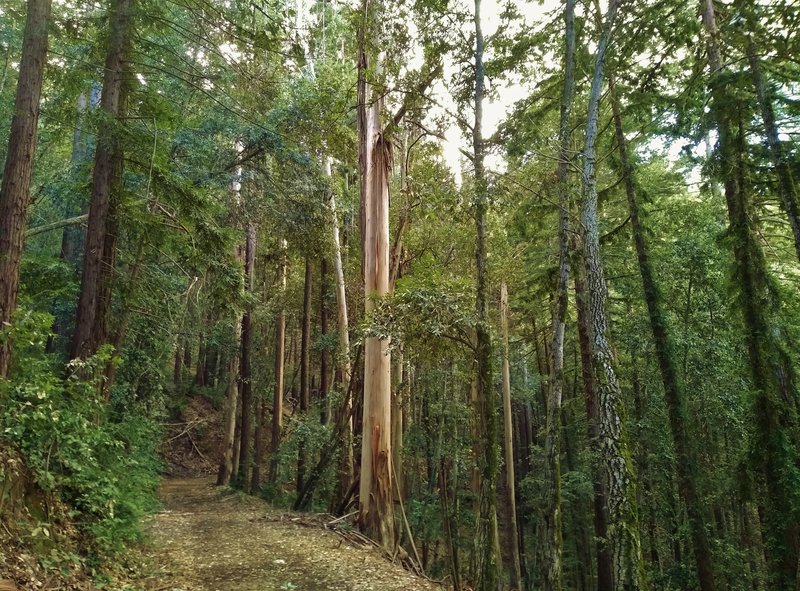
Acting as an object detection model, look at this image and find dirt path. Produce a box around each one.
[141,478,442,591]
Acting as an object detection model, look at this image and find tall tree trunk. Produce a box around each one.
[217,313,242,486]
[542,2,575,588]
[329,160,354,496]
[297,254,312,493]
[579,2,646,589]
[268,240,287,485]
[0,0,52,376]
[320,257,330,424]
[703,2,799,586]
[744,34,800,264]
[392,349,405,499]
[357,0,394,548]
[500,284,522,590]
[60,86,99,269]
[574,257,613,591]
[239,223,256,489]
[472,0,499,588]
[609,76,716,591]
[71,0,133,362]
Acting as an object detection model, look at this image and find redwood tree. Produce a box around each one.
[71,0,134,362]
[0,0,52,376]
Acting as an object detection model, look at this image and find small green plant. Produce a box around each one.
[1,311,161,563]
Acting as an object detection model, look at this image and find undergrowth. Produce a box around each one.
[0,310,162,583]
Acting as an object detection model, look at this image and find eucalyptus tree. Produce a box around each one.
[357,0,396,548]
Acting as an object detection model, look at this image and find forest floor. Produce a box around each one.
[136,477,443,591]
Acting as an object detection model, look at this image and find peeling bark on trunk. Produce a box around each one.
[0,0,52,376]
[357,0,395,547]
[71,0,133,363]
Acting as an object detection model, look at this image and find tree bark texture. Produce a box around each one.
[71,0,134,362]
[574,258,613,591]
[0,0,52,376]
[542,2,575,587]
[297,254,312,492]
[472,1,499,588]
[357,9,395,545]
[500,284,522,590]
[268,239,287,486]
[579,2,647,589]
[320,257,330,424]
[217,312,242,486]
[329,160,354,491]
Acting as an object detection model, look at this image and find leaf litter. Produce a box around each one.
[137,478,444,591]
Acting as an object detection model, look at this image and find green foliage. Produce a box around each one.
[1,313,161,562]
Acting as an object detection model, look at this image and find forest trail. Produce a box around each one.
[141,478,441,591]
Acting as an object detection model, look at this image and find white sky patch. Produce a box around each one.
[188,48,209,68]
[219,41,242,65]
[435,0,560,182]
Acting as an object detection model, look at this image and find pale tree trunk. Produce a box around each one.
[268,239,288,485]
[357,0,394,548]
[609,76,716,591]
[60,87,99,268]
[542,1,575,588]
[71,0,134,362]
[328,159,354,494]
[217,311,242,486]
[297,254,312,492]
[0,0,52,376]
[320,257,330,424]
[579,1,647,589]
[472,0,499,588]
[500,284,522,590]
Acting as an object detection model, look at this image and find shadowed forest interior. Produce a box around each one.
[1,0,800,590]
